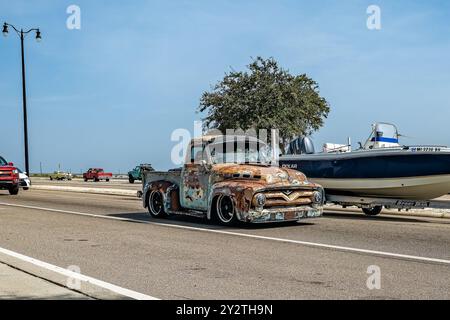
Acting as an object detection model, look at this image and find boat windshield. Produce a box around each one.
[375,123,398,140]
[364,123,400,149]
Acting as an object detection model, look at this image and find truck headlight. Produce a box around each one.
[255,193,266,206]
[313,191,323,204]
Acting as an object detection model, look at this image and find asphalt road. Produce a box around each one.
[0,189,449,299]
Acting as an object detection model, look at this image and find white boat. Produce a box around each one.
[280,123,450,200]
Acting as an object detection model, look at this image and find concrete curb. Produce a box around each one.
[0,261,91,300]
[32,185,138,197]
[0,250,130,300]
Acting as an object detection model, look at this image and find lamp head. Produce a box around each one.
[2,23,8,37]
[35,29,41,42]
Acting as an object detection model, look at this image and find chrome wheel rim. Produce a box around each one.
[149,191,164,215]
[217,195,235,223]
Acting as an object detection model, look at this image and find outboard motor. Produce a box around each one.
[287,136,315,155]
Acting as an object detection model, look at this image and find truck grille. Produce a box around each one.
[254,190,313,208]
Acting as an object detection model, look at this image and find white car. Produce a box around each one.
[18,169,31,190]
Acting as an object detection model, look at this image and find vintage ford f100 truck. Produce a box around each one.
[141,135,324,225]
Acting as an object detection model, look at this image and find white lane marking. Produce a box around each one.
[0,246,158,300]
[1,202,450,266]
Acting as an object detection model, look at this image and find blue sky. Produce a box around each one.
[1,0,450,172]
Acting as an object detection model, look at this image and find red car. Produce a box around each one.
[83,168,112,182]
[0,156,20,195]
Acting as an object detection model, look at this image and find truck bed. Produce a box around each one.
[142,169,182,186]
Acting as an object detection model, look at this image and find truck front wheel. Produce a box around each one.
[216,195,237,226]
[147,190,167,218]
[9,186,19,195]
[129,175,135,184]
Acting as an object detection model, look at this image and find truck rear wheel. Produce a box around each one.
[148,190,167,218]
[216,195,237,225]
[362,206,382,216]
[9,186,19,195]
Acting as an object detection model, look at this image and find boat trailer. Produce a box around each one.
[325,194,450,216]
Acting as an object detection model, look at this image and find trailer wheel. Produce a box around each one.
[148,190,167,218]
[216,195,237,225]
[362,206,382,216]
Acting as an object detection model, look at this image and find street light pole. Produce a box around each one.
[3,23,41,175]
[20,30,30,175]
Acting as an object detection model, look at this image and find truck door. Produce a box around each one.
[180,143,210,210]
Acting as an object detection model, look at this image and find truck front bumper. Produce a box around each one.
[241,206,323,223]
[0,181,18,190]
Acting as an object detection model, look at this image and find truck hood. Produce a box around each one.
[212,163,311,187]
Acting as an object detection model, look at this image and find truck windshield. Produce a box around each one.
[209,141,271,164]
[0,157,7,166]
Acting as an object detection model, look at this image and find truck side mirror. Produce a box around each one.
[200,160,212,172]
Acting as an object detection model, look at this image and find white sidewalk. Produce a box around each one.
[0,262,91,300]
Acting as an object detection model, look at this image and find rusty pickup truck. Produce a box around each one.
[141,135,324,225]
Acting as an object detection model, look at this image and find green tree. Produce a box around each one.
[198,57,330,151]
